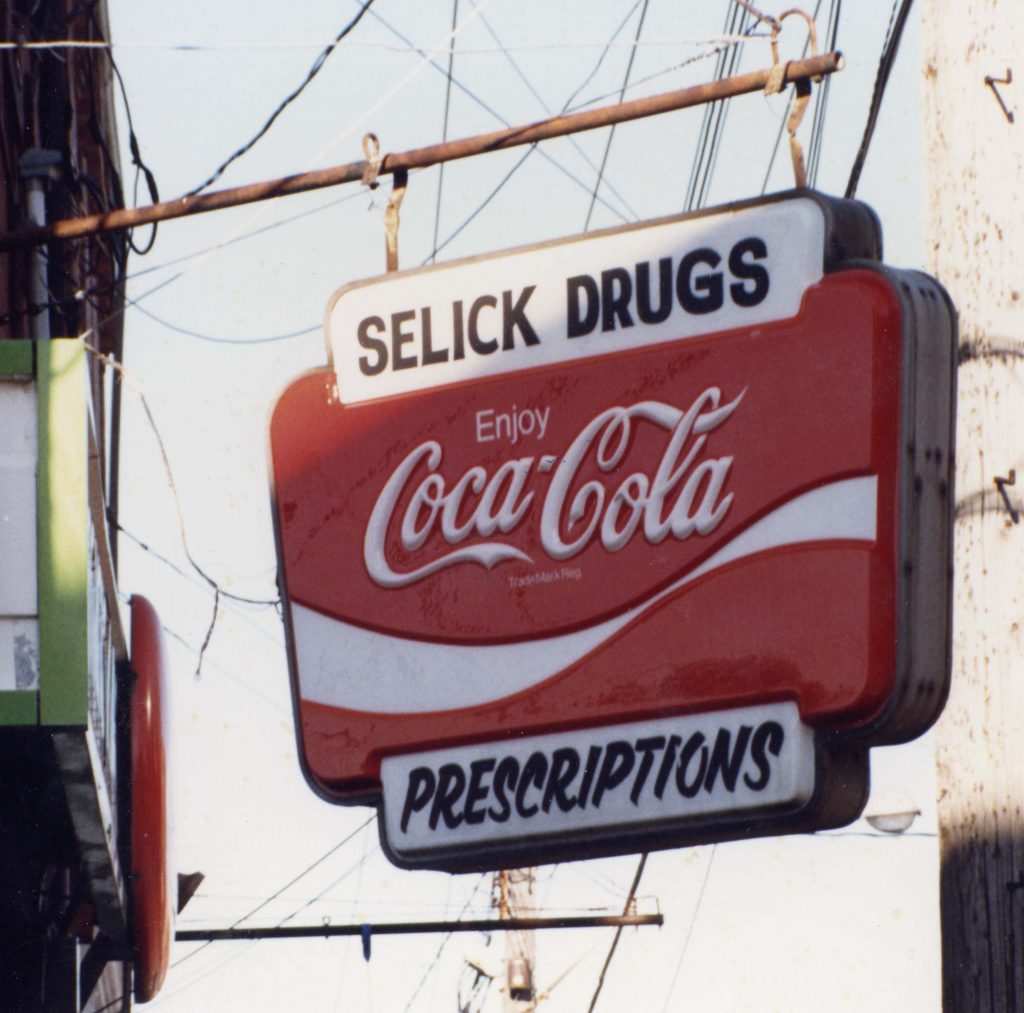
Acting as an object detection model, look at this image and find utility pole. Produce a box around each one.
[497,870,536,1012]
[922,2,1024,1010]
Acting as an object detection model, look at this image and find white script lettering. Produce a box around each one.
[364,388,743,588]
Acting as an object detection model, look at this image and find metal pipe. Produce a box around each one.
[18,148,62,334]
[0,52,842,253]
[24,182,50,340]
[175,912,663,942]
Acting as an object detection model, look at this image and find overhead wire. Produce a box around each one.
[685,2,751,211]
[92,0,501,344]
[400,874,489,1013]
[844,0,915,198]
[0,187,368,332]
[90,818,378,1012]
[82,4,160,257]
[585,853,648,1013]
[422,0,649,264]
[430,0,461,263]
[582,0,652,232]
[0,35,772,54]
[151,847,380,1008]
[471,1,640,223]
[128,299,319,345]
[659,845,717,1012]
[158,624,288,714]
[564,26,767,113]
[364,1,633,227]
[168,814,377,974]
[806,0,841,186]
[184,0,379,197]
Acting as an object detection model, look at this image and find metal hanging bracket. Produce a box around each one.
[362,132,408,272]
[361,132,383,188]
[385,168,408,273]
[765,8,819,188]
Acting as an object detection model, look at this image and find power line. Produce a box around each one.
[565,28,763,113]
[472,3,641,223]
[586,853,648,1013]
[583,0,652,232]
[685,2,751,211]
[128,300,319,345]
[158,623,288,714]
[364,2,633,227]
[430,0,461,262]
[400,874,489,1013]
[844,0,915,198]
[0,36,772,54]
[185,0,380,197]
[659,845,717,1012]
[422,0,651,263]
[806,0,842,186]
[169,815,377,973]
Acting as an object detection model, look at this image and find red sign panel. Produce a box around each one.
[269,193,955,870]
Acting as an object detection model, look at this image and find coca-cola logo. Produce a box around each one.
[364,387,744,588]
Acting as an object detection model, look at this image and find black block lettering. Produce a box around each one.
[542,748,581,813]
[631,736,666,805]
[567,275,599,338]
[601,267,634,332]
[464,758,496,825]
[676,734,708,798]
[729,237,770,307]
[515,752,548,818]
[489,757,519,822]
[391,310,418,370]
[421,306,448,365]
[502,287,540,349]
[592,740,634,807]
[452,300,466,360]
[677,248,723,314]
[400,767,436,833]
[468,295,499,354]
[654,735,682,799]
[744,721,785,791]
[636,258,673,324]
[704,725,753,794]
[357,315,388,376]
[578,745,602,809]
[429,763,467,830]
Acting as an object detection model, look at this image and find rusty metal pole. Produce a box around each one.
[0,52,842,252]
[174,913,663,943]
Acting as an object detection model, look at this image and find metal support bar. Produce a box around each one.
[0,52,842,252]
[176,913,663,943]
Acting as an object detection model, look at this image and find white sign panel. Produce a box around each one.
[381,702,814,866]
[327,198,826,403]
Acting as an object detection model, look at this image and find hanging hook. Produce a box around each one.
[361,132,383,189]
[764,9,818,188]
[362,132,408,271]
[385,168,408,272]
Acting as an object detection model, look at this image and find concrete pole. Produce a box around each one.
[922,2,1024,1009]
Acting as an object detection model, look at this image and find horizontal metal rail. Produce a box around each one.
[176,912,663,942]
[0,52,842,251]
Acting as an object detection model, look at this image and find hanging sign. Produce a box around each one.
[269,191,956,871]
